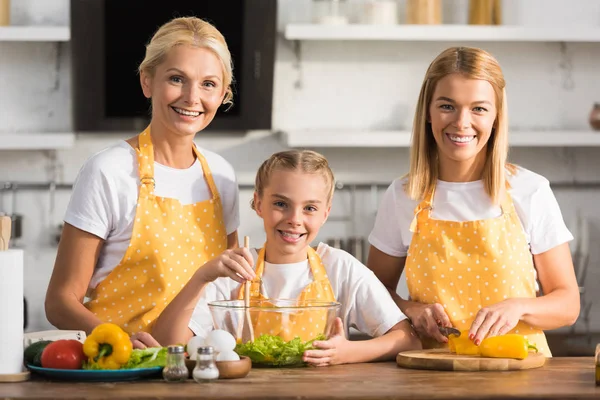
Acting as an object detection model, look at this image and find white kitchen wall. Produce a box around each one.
[0,0,599,333]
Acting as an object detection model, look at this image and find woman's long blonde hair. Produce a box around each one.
[406,47,514,205]
[138,17,234,107]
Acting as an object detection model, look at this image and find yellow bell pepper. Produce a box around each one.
[83,323,133,370]
[448,330,479,355]
[479,334,538,360]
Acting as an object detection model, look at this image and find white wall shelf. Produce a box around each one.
[0,26,70,42]
[285,24,600,42]
[0,133,75,150]
[282,130,600,148]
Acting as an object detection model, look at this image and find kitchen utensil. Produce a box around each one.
[439,326,461,337]
[209,299,340,367]
[242,236,255,343]
[468,0,502,25]
[0,215,11,251]
[590,103,600,131]
[26,365,161,381]
[396,349,545,371]
[326,237,344,249]
[312,0,349,25]
[0,0,9,26]
[344,237,366,264]
[362,0,398,25]
[406,0,442,24]
[10,184,23,241]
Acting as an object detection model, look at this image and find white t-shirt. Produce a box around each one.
[64,141,240,289]
[189,243,407,339]
[369,166,573,258]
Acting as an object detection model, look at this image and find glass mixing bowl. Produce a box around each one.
[208,299,341,367]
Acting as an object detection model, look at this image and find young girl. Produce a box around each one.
[159,150,421,366]
[45,17,240,348]
[367,47,580,356]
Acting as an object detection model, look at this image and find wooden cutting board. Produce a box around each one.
[396,349,546,371]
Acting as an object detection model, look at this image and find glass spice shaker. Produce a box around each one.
[193,346,219,383]
[162,345,189,382]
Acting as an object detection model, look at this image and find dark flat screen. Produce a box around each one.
[104,1,244,118]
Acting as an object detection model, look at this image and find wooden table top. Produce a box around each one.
[0,357,598,399]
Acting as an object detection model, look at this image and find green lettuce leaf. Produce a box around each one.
[235,334,325,367]
[122,347,167,369]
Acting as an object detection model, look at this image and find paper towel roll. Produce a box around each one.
[0,249,24,374]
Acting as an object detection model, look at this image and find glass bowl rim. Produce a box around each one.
[208,298,342,311]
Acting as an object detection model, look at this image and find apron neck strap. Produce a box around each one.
[137,126,155,193]
[239,245,330,300]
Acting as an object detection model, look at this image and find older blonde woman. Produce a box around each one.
[45,17,240,348]
[368,47,579,356]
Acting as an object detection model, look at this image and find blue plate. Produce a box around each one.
[26,364,163,382]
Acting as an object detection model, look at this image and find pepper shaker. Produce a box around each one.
[193,346,219,383]
[162,345,189,382]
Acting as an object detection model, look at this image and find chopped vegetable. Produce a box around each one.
[479,334,538,360]
[235,334,326,367]
[448,330,479,355]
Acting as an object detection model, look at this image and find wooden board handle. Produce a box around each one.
[0,215,12,251]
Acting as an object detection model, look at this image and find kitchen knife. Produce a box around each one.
[439,326,461,337]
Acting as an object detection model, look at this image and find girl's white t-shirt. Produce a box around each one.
[189,243,407,339]
[64,141,240,289]
[369,166,573,258]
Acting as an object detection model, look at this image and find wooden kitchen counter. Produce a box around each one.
[0,357,598,399]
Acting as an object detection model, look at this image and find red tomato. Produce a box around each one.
[41,340,85,370]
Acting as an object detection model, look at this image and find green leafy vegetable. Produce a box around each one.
[83,347,167,370]
[235,334,326,367]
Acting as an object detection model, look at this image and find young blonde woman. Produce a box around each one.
[158,150,421,365]
[45,17,240,348]
[367,47,580,356]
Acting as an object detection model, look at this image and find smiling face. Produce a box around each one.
[253,169,331,264]
[429,73,498,177]
[141,45,225,138]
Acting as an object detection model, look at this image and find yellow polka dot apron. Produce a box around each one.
[406,185,551,356]
[86,127,227,334]
[237,246,336,342]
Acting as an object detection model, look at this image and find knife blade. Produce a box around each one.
[439,326,461,337]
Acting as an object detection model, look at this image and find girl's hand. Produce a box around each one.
[469,298,524,345]
[196,247,255,283]
[302,318,350,367]
[405,302,452,343]
[130,331,161,349]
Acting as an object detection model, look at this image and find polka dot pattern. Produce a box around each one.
[238,246,336,342]
[405,188,551,356]
[86,127,227,335]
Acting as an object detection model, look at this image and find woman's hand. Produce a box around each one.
[469,298,524,345]
[302,318,351,367]
[196,247,256,283]
[130,331,162,349]
[405,302,452,343]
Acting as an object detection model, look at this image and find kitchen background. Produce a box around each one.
[0,0,599,353]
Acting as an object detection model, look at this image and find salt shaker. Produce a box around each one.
[193,346,219,383]
[162,345,189,382]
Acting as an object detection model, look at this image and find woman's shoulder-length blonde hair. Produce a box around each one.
[406,46,515,205]
[138,17,234,107]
